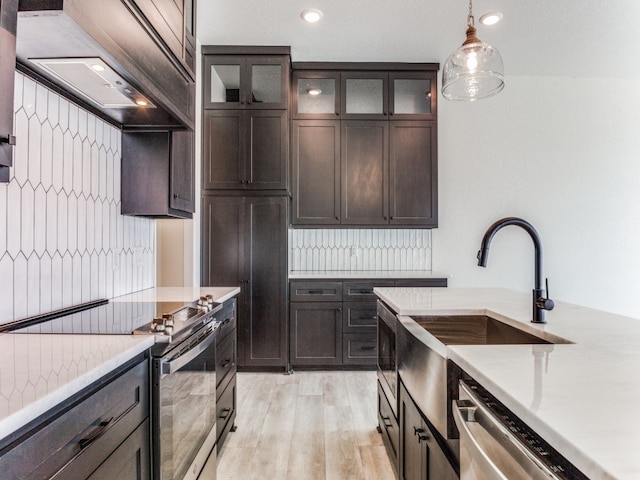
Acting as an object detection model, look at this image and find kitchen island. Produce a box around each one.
[375,287,640,480]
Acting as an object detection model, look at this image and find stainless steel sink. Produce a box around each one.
[413,315,559,345]
[412,315,551,345]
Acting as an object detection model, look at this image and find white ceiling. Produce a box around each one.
[197,0,640,79]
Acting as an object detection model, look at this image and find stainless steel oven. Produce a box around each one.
[152,320,218,480]
[150,298,235,480]
[377,300,398,416]
[453,378,588,480]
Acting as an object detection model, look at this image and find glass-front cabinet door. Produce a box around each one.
[389,72,437,120]
[204,55,289,109]
[293,71,340,119]
[341,72,388,120]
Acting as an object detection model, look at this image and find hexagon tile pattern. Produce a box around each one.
[0,73,155,325]
[289,228,432,271]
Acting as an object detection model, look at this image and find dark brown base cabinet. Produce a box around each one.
[202,195,288,368]
[289,278,446,369]
[215,299,238,451]
[378,380,399,474]
[0,355,150,480]
[399,383,458,480]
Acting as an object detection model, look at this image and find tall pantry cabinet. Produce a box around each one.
[201,46,290,368]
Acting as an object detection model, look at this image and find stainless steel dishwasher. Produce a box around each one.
[453,378,589,480]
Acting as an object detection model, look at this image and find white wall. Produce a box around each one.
[434,75,640,318]
[0,73,156,325]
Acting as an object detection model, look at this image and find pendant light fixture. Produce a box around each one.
[442,0,504,101]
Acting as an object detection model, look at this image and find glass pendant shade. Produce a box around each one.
[442,25,505,101]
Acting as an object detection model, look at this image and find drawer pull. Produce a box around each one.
[381,416,393,428]
[220,408,232,420]
[306,289,327,294]
[222,359,232,368]
[79,417,114,449]
[351,289,373,295]
[360,346,376,351]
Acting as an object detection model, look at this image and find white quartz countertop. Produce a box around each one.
[0,286,240,442]
[111,286,241,304]
[374,287,640,480]
[289,270,448,280]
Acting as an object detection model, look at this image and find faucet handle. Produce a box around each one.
[536,278,555,311]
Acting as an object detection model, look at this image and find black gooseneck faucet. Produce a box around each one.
[477,217,555,323]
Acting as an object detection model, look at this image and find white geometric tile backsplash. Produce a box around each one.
[290,228,432,271]
[0,73,155,325]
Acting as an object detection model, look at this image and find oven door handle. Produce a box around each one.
[453,382,562,480]
[161,327,216,375]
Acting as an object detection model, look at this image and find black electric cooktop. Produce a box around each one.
[12,301,188,335]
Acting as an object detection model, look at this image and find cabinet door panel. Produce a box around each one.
[247,56,289,109]
[247,110,288,189]
[292,120,341,224]
[170,130,195,213]
[204,56,244,108]
[389,121,437,226]
[342,72,388,120]
[203,110,244,189]
[244,196,288,366]
[401,386,427,480]
[201,196,245,287]
[341,121,389,225]
[290,302,342,366]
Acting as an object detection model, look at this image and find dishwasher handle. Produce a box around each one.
[453,381,563,480]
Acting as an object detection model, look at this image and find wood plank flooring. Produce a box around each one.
[216,371,395,480]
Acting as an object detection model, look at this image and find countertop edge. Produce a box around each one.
[0,335,155,440]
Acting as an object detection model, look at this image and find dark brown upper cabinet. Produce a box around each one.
[0,0,18,183]
[203,53,290,110]
[291,63,439,228]
[133,0,196,79]
[292,71,341,120]
[341,120,389,225]
[389,121,438,226]
[121,130,195,218]
[291,119,341,225]
[203,109,288,191]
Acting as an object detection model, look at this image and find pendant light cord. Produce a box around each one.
[467,0,475,27]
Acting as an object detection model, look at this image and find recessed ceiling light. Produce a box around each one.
[301,9,323,23]
[479,12,503,26]
[306,87,322,95]
[91,64,105,72]
[135,99,148,106]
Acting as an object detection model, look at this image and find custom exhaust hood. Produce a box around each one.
[16,0,195,129]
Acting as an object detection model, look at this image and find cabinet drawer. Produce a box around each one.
[290,281,343,302]
[343,281,393,301]
[216,375,236,448]
[343,302,377,332]
[86,418,150,480]
[378,381,399,466]
[216,330,236,392]
[214,298,237,345]
[0,359,149,480]
[343,333,377,365]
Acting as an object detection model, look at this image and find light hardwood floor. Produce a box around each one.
[216,371,396,480]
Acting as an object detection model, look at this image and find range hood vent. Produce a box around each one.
[29,57,155,109]
[16,0,194,129]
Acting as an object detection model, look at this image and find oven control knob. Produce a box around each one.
[198,296,209,310]
[206,294,214,305]
[164,325,174,335]
[162,313,175,327]
[152,317,166,332]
